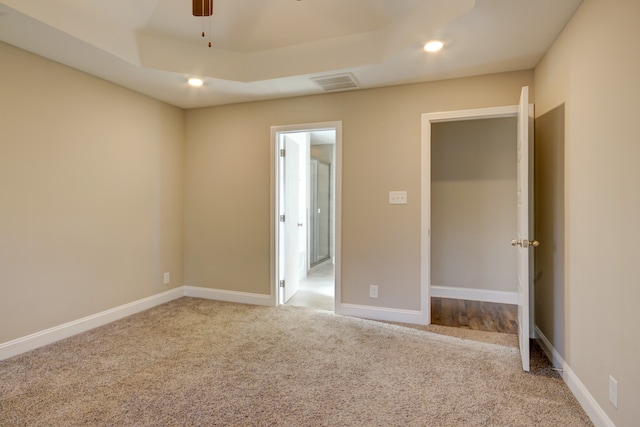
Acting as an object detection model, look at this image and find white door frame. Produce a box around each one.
[421,105,519,324]
[270,121,342,309]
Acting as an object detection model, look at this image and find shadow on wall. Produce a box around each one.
[534,104,565,358]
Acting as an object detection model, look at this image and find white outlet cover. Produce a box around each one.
[369,285,379,298]
[163,272,170,285]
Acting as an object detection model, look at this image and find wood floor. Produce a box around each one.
[431,297,518,334]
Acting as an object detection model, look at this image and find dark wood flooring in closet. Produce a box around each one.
[431,297,518,334]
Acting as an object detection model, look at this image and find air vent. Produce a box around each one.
[311,73,360,92]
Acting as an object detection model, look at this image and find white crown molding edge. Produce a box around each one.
[535,326,615,427]
[0,287,184,361]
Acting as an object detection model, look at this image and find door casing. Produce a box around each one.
[270,121,342,309]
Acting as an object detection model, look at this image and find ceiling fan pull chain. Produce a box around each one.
[201,0,205,37]
[208,6,212,48]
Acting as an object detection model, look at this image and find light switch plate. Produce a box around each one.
[389,191,407,204]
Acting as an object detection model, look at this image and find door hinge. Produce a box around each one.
[279,280,285,288]
[280,214,285,222]
[280,149,286,157]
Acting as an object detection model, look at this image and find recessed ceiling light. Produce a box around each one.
[188,77,204,87]
[423,40,444,53]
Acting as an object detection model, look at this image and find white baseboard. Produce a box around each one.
[430,285,518,304]
[0,287,184,361]
[184,286,274,307]
[534,325,564,369]
[0,287,617,427]
[337,303,425,325]
[535,326,615,427]
[0,286,273,361]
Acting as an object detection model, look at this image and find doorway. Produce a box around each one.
[429,116,519,336]
[421,88,534,371]
[430,117,518,299]
[271,122,342,312]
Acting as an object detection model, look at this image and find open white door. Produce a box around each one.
[272,122,341,310]
[283,135,302,303]
[513,86,536,372]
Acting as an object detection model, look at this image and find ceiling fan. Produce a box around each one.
[193,0,214,47]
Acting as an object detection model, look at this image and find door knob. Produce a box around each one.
[511,239,521,247]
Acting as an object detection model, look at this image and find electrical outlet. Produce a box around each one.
[609,375,618,408]
[369,285,379,298]
[163,272,170,285]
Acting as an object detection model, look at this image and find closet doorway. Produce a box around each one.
[421,87,534,371]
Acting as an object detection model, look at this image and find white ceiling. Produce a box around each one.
[0,0,582,109]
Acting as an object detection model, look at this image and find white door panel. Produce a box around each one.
[515,86,534,372]
[283,136,301,303]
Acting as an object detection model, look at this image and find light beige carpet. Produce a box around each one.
[0,298,592,426]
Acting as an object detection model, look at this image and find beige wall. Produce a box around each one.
[431,118,517,293]
[534,105,565,358]
[184,71,533,310]
[534,0,640,424]
[0,42,184,343]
